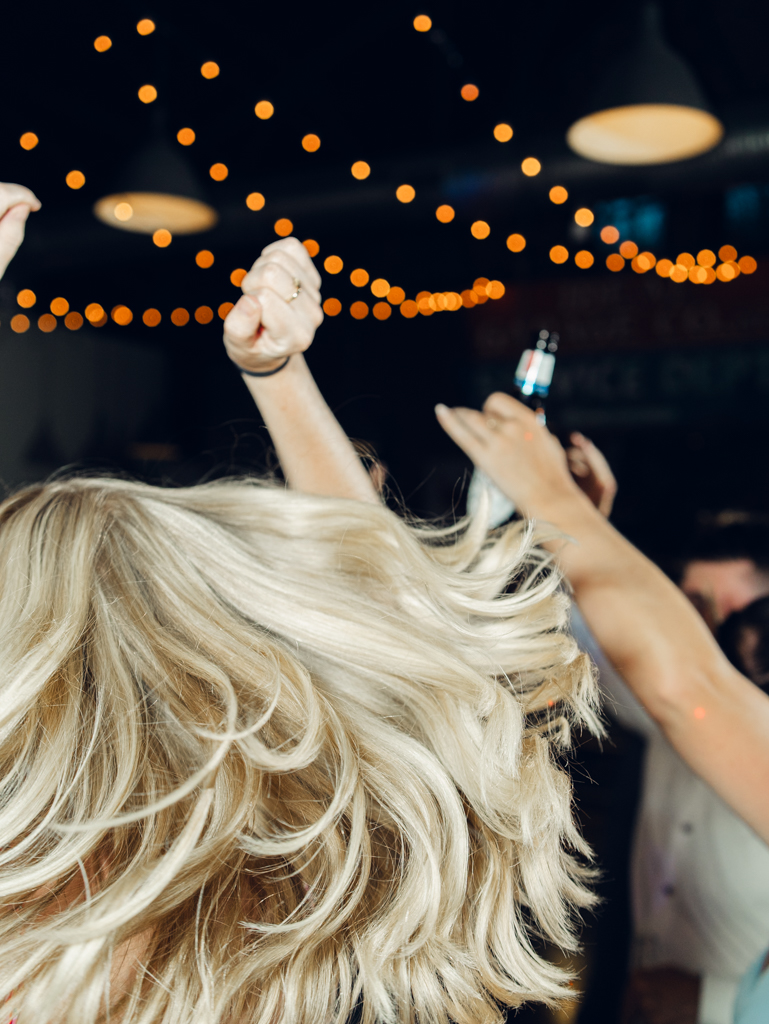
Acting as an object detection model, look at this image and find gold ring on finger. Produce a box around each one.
[486,417,499,431]
[288,277,302,302]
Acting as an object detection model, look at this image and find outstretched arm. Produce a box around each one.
[0,181,41,279]
[436,393,769,844]
[222,238,379,503]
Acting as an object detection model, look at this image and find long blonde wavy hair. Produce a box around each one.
[0,474,598,1024]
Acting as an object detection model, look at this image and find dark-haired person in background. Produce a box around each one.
[718,595,769,693]
[678,516,769,635]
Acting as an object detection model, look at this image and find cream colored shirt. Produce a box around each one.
[571,606,769,1024]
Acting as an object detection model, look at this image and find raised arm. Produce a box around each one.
[436,392,769,844]
[0,181,41,279]
[222,238,378,503]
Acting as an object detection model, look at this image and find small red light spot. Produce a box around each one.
[693,706,706,720]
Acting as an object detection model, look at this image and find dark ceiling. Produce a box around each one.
[3,0,769,307]
[2,0,768,550]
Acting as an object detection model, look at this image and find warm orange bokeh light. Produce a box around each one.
[719,245,738,263]
[143,309,161,327]
[550,245,569,265]
[85,303,105,322]
[171,308,190,326]
[351,161,371,180]
[201,62,220,79]
[373,302,392,321]
[507,233,526,253]
[274,218,293,237]
[66,170,85,189]
[460,84,479,101]
[739,255,757,274]
[138,85,158,104]
[575,250,594,269]
[114,202,133,221]
[417,293,434,316]
[50,297,69,316]
[38,314,57,333]
[152,229,172,247]
[177,128,196,146]
[396,184,416,203]
[521,157,541,177]
[436,204,455,223]
[11,315,30,333]
[350,268,369,287]
[350,301,369,320]
[20,132,38,150]
[461,290,478,307]
[494,124,513,143]
[301,134,321,152]
[65,311,84,330]
[400,300,418,318]
[670,264,688,283]
[634,252,656,272]
[676,252,695,269]
[17,289,36,308]
[323,298,342,316]
[703,267,716,284]
[93,312,109,327]
[471,221,490,239]
[697,249,716,268]
[688,265,708,283]
[606,254,625,272]
[209,163,228,181]
[413,14,432,31]
[303,239,320,257]
[549,186,568,205]
[196,250,214,269]
[324,255,344,274]
[574,208,595,227]
[387,286,406,305]
[473,278,489,296]
[218,302,235,319]
[486,281,505,299]
[112,306,133,326]
[230,268,247,287]
[136,19,155,35]
[600,226,620,244]
[94,36,112,52]
[619,240,638,259]
[195,306,214,324]
[656,258,674,278]
[371,278,390,298]
[246,192,265,211]
[255,101,274,120]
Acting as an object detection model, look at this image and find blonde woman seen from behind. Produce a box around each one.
[0,224,599,1023]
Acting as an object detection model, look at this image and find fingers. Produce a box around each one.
[0,182,41,218]
[0,204,32,279]
[435,404,488,459]
[260,237,322,290]
[242,257,322,314]
[482,391,535,422]
[244,239,321,301]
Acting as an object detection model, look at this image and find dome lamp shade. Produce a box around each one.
[566,4,724,166]
[94,141,218,234]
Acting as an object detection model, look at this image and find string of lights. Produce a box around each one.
[5,14,758,335]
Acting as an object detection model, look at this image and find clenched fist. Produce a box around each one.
[223,237,323,374]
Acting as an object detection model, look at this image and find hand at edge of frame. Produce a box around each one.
[0,182,41,280]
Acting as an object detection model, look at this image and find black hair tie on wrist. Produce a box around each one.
[236,356,290,377]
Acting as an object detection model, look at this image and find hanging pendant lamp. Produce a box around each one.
[566,4,724,165]
[93,139,218,234]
